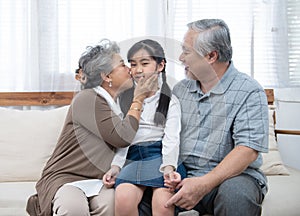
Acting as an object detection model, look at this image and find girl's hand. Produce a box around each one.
[163,166,182,192]
[102,165,120,188]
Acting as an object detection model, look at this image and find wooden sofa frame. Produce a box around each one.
[0,89,299,137]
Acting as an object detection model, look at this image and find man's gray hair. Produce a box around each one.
[187,19,232,62]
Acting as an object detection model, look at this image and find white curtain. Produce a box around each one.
[0,0,297,92]
[167,0,293,88]
[0,0,163,91]
[0,0,39,91]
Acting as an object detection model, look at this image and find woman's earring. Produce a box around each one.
[109,81,112,88]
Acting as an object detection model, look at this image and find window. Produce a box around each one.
[0,0,299,91]
[169,0,299,88]
[287,0,300,86]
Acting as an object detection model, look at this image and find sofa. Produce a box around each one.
[0,90,299,216]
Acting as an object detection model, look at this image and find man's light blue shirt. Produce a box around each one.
[173,62,269,187]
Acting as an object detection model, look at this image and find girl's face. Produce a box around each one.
[129,49,164,82]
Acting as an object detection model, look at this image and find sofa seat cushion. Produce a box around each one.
[262,166,300,216]
[0,182,36,216]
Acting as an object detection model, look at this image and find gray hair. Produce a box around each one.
[78,39,120,89]
[187,19,232,62]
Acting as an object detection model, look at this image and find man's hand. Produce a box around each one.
[165,176,210,210]
[102,165,120,188]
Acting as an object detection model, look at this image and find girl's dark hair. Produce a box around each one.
[120,39,171,125]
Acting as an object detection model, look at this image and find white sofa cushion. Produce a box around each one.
[0,106,69,182]
[262,166,300,216]
[0,182,36,216]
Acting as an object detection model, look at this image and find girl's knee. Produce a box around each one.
[115,187,138,209]
[152,188,174,216]
[152,205,174,216]
[115,184,144,215]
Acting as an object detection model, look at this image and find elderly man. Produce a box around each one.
[166,19,268,216]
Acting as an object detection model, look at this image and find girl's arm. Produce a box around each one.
[159,95,181,172]
[111,147,129,168]
[103,147,128,188]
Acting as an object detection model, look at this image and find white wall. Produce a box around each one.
[274,88,300,170]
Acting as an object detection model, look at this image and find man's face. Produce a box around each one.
[179,29,211,80]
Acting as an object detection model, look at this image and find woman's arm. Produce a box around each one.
[72,74,158,148]
[72,90,139,148]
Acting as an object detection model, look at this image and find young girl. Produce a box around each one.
[103,39,185,216]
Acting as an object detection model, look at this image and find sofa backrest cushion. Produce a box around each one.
[0,103,289,181]
[260,108,290,175]
[0,106,69,182]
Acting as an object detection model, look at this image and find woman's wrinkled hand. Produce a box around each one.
[102,165,120,188]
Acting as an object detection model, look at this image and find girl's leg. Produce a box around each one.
[89,186,115,216]
[115,183,146,216]
[52,185,89,216]
[152,187,175,216]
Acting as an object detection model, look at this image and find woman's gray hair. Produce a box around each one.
[78,39,120,89]
[187,19,232,62]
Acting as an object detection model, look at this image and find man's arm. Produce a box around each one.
[165,145,258,210]
[206,145,258,185]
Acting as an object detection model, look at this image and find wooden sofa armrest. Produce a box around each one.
[264,89,300,138]
[275,129,300,136]
[0,92,75,106]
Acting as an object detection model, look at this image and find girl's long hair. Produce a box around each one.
[120,39,171,126]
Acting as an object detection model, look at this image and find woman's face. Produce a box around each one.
[129,49,164,82]
[108,54,133,92]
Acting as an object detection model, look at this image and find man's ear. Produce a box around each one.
[207,51,218,63]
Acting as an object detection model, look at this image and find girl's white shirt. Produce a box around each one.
[112,79,181,172]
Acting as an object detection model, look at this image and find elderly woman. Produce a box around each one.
[27,39,158,216]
